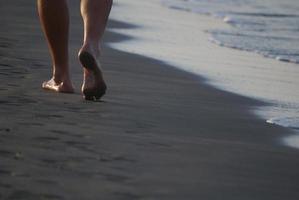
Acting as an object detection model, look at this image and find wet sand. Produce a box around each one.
[1,1,299,200]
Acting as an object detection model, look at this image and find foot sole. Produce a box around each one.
[79,51,107,101]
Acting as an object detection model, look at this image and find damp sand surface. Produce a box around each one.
[0,1,299,200]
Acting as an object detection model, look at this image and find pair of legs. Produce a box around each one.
[37,0,113,100]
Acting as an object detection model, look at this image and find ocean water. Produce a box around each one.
[162,0,299,63]
[108,0,299,148]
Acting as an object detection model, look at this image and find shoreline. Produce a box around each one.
[109,0,299,148]
[1,1,299,199]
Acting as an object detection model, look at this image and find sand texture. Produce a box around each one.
[0,1,299,200]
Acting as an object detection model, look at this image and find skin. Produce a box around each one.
[37,0,113,99]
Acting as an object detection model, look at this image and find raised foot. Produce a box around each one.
[78,50,107,101]
[42,78,74,93]
[82,84,107,101]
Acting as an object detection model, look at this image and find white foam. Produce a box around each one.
[267,117,299,130]
[223,16,236,24]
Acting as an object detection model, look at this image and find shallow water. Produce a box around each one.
[162,0,299,63]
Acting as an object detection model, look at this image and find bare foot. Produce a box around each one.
[78,48,107,101]
[42,77,74,93]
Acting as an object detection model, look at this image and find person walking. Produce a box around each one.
[37,0,113,100]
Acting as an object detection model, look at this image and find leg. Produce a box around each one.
[37,0,74,93]
[79,0,113,100]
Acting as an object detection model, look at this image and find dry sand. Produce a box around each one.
[0,1,299,200]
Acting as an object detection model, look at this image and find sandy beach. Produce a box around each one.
[1,1,299,200]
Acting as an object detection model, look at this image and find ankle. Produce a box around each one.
[53,72,70,83]
[80,43,100,57]
[53,66,70,82]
